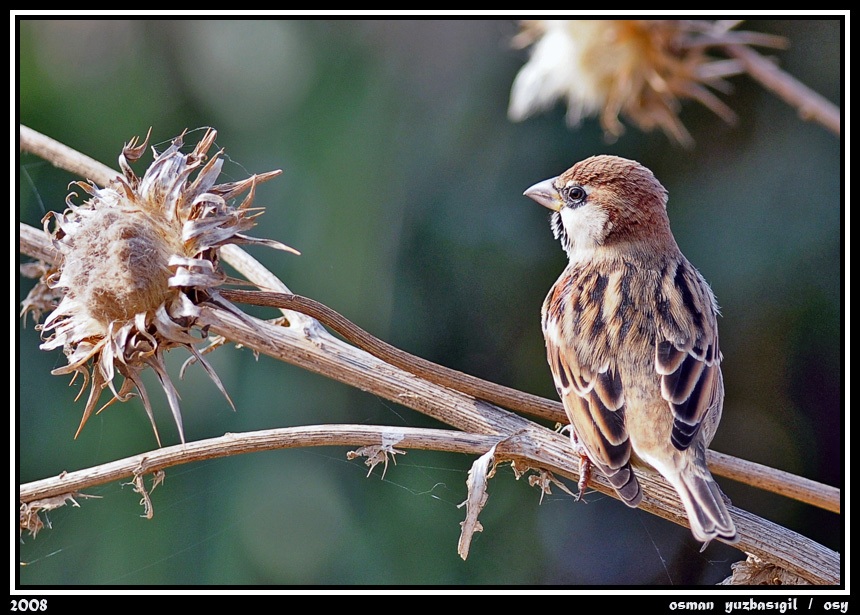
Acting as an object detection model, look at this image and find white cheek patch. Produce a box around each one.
[560,203,611,261]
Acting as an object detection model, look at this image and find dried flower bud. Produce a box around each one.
[25,128,297,445]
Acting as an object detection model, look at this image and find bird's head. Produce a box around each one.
[524,155,674,261]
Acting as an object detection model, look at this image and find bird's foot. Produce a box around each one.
[567,429,592,502]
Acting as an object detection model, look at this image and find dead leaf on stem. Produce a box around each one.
[718,553,811,585]
[124,469,166,519]
[457,444,499,560]
[347,432,406,479]
[20,492,100,538]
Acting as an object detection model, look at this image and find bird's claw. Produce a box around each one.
[575,453,592,502]
[567,427,592,502]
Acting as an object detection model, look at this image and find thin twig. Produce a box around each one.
[218,244,320,333]
[20,426,501,503]
[708,451,840,515]
[19,124,118,186]
[20,124,117,187]
[726,44,840,136]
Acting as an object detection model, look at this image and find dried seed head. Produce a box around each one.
[57,207,179,322]
[24,128,297,445]
[508,20,785,147]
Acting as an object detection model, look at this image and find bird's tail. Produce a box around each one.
[670,450,738,546]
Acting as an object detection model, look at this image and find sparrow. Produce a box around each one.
[524,155,738,546]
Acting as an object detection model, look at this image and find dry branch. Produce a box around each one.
[725,44,840,136]
[20,426,501,503]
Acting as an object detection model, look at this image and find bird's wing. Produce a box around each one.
[546,335,642,507]
[654,261,723,451]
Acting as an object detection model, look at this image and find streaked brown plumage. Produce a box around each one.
[525,155,738,545]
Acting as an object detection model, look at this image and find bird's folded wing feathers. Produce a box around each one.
[654,263,723,451]
[548,339,643,506]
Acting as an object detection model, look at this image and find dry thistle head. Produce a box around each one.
[22,128,297,445]
[508,19,785,147]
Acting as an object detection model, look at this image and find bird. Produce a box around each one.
[524,155,738,546]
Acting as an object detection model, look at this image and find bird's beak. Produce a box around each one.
[523,177,562,212]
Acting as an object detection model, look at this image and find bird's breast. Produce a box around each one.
[542,261,659,369]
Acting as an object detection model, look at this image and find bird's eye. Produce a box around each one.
[566,186,586,205]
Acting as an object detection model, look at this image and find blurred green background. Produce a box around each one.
[17,19,841,586]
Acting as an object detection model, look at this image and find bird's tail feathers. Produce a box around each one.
[672,462,738,546]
